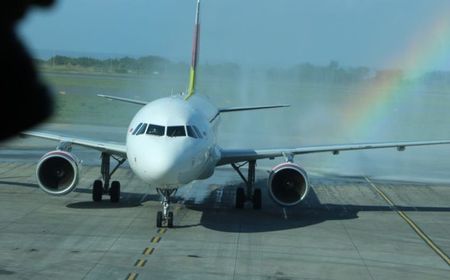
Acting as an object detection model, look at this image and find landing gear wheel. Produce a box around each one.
[235,187,245,209]
[167,212,174,228]
[110,181,120,203]
[253,188,262,209]
[92,180,103,202]
[156,188,177,228]
[156,211,163,228]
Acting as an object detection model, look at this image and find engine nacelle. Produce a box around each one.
[36,150,81,195]
[268,162,309,207]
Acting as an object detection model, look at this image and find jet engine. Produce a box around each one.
[36,150,81,195]
[268,162,309,207]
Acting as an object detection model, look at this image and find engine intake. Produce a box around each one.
[36,150,81,195]
[268,162,309,207]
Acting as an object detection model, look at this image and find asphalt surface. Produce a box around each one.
[0,135,449,279]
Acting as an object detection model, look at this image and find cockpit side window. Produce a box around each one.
[147,124,165,136]
[167,126,186,137]
[136,123,147,135]
[186,126,198,138]
[132,123,143,135]
[192,126,203,139]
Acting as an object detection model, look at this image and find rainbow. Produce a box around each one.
[340,9,450,138]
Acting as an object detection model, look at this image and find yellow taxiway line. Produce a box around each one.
[365,177,450,266]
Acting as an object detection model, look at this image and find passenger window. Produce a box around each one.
[167,126,186,137]
[132,123,143,135]
[147,124,165,136]
[186,126,198,138]
[193,126,203,138]
[136,123,147,135]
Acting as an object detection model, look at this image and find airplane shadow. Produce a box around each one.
[183,184,354,232]
[0,179,155,209]
[66,200,142,209]
[182,178,450,233]
[66,192,160,209]
[2,177,450,232]
[0,180,38,188]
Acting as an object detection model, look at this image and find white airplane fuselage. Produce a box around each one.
[126,95,221,187]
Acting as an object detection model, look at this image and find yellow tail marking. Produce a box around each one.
[186,67,196,100]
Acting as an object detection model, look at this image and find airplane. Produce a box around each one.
[21,0,450,228]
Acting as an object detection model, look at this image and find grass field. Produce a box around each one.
[40,69,361,126]
[40,69,450,142]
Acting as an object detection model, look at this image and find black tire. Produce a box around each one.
[253,188,262,210]
[110,181,120,203]
[156,211,163,228]
[167,212,174,228]
[235,187,245,209]
[92,180,103,202]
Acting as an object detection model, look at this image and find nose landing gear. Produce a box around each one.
[156,188,177,228]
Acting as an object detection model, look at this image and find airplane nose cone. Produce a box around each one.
[147,155,177,181]
[142,147,186,184]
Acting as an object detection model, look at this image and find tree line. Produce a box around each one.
[35,56,450,85]
[269,60,450,85]
[36,55,179,74]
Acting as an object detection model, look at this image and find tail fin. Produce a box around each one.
[185,0,201,100]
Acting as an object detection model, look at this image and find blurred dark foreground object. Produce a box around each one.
[0,0,56,140]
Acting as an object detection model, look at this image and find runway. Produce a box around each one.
[0,156,449,279]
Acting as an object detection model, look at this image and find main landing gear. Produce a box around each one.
[231,160,262,209]
[156,188,177,228]
[92,152,126,203]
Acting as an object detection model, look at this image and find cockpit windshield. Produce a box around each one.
[133,123,202,139]
[167,126,186,137]
[147,124,165,136]
[136,123,147,135]
[132,123,143,135]
[186,126,198,138]
[192,125,203,138]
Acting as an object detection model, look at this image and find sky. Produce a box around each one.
[18,0,450,70]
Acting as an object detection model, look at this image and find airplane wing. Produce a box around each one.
[217,140,450,166]
[21,131,127,158]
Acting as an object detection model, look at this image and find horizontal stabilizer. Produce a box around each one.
[209,104,289,122]
[97,94,148,105]
[219,104,290,113]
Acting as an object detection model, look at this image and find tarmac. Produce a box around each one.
[0,130,449,280]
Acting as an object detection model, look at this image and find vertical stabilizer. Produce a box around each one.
[185,0,201,100]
